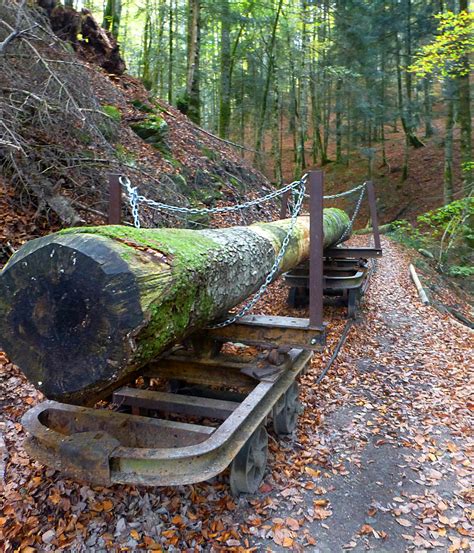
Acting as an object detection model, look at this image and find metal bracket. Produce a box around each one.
[207,314,326,351]
[58,431,120,484]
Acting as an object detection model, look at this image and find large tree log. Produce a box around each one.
[0,210,349,404]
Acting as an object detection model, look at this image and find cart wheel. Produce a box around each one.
[230,425,268,495]
[273,382,300,436]
[347,289,359,319]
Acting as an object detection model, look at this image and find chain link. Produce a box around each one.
[120,175,306,219]
[118,174,367,327]
[120,176,142,228]
[322,183,366,200]
[209,177,307,328]
[334,182,367,245]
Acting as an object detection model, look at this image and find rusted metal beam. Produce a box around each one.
[366,180,381,249]
[309,171,324,329]
[324,247,382,258]
[113,387,240,420]
[207,314,326,351]
[144,355,258,390]
[280,189,290,219]
[108,174,122,225]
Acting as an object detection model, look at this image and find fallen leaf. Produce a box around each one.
[305,467,321,478]
[396,518,412,527]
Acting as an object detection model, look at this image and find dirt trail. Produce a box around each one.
[1,238,472,552]
[244,238,473,552]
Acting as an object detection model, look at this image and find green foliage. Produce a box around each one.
[388,220,427,250]
[131,99,154,113]
[101,104,122,122]
[416,198,473,240]
[130,114,170,153]
[389,198,474,277]
[410,11,474,78]
[447,265,474,277]
[114,144,136,166]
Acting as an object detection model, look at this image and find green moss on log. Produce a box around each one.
[1,211,352,403]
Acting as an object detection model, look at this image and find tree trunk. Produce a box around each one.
[254,0,283,166]
[335,77,343,163]
[141,2,152,90]
[458,0,472,195]
[184,0,201,124]
[0,211,350,405]
[102,0,121,39]
[423,78,434,138]
[218,0,231,138]
[444,78,456,204]
[167,0,174,104]
[272,81,282,184]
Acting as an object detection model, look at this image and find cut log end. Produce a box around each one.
[0,211,351,404]
[0,234,143,403]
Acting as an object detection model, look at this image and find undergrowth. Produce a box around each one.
[388,197,474,279]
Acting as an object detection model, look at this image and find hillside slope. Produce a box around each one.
[0,3,271,265]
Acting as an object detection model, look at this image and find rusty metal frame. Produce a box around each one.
[20,171,384,488]
[308,171,324,329]
[207,314,325,351]
[108,174,122,225]
[22,349,312,486]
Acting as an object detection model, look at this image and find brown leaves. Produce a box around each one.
[1,239,472,552]
[396,518,412,527]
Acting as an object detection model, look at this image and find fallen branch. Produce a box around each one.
[409,264,429,305]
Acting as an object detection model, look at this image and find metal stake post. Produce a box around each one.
[309,171,324,329]
[108,174,122,225]
[280,190,290,219]
[366,181,381,249]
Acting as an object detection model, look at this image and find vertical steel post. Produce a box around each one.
[309,171,324,329]
[108,174,122,225]
[366,181,381,249]
[280,190,290,219]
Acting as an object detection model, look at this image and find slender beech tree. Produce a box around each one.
[458,0,473,194]
[185,0,201,124]
[254,0,283,167]
[102,0,122,39]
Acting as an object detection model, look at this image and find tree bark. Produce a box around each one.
[218,0,231,138]
[102,0,121,39]
[443,78,456,204]
[0,210,350,404]
[458,0,472,195]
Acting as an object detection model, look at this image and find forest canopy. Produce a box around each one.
[74,0,473,204]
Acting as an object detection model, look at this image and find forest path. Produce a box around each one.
[1,238,472,552]
[244,238,473,552]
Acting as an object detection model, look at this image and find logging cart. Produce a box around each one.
[0,171,381,494]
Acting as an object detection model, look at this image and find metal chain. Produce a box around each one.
[120,176,142,228]
[120,174,368,224]
[119,174,366,327]
[335,182,367,245]
[208,177,307,328]
[120,175,306,220]
[322,183,366,200]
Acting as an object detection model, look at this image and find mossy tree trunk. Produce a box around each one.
[0,210,349,404]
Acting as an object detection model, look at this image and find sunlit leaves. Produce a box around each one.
[410,11,474,78]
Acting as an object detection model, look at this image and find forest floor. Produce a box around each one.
[1,237,472,552]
